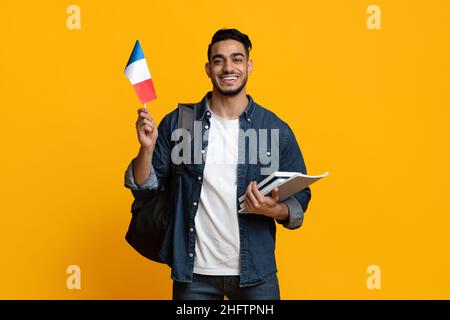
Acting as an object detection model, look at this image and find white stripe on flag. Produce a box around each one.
[124,58,152,85]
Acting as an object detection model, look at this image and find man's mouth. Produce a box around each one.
[219,75,239,84]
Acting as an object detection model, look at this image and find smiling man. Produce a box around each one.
[125,28,311,300]
[207,37,250,97]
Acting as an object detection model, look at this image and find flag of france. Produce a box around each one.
[124,40,157,104]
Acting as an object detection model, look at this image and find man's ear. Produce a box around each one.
[205,62,211,78]
[247,59,253,76]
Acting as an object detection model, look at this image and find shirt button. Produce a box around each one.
[206,111,211,117]
[189,253,194,257]
[267,151,271,156]
[205,125,209,129]
[247,118,251,122]
[197,176,202,181]
[201,149,205,154]
[193,202,197,206]
[190,228,194,232]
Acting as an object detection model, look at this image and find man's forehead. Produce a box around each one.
[210,39,246,55]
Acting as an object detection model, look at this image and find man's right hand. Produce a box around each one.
[136,107,158,150]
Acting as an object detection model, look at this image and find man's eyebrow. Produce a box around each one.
[211,54,224,60]
[211,52,245,60]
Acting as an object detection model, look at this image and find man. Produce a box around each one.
[125,28,311,300]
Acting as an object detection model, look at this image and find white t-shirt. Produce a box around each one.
[193,105,240,275]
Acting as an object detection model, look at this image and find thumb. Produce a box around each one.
[272,188,280,202]
[150,121,158,138]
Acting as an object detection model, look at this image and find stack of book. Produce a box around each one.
[238,171,329,213]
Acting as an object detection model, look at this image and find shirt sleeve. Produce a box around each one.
[276,123,312,230]
[277,196,304,229]
[124,158,159,190]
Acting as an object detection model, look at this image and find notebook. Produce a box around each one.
[238,171,329,213]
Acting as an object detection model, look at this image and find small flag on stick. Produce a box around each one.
[124,40,156,107]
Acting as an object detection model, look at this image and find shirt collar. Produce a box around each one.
[198,91,256,123]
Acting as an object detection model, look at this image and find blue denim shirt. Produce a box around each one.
[124,92,311,287]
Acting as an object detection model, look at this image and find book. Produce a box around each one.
[238,171,329,213]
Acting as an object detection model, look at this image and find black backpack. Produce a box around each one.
[125,103,196,263]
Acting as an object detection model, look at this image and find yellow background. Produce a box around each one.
[1,0,449,299]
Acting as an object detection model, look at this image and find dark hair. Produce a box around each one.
[207,28,252,61]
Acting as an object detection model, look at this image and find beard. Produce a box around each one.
[213,74,248,97]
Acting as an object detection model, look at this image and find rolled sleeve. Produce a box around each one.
[124,158,159,190]
[277,196,304,230]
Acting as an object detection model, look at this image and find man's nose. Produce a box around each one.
[222,59,234,73]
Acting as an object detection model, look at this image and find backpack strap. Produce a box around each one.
[177,103,196,135]
[175,103,196,175]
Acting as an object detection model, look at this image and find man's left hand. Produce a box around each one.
[243,181,289,221]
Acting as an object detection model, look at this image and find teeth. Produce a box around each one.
[222,76,237,80]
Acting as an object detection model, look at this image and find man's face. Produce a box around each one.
[206,39,253,96]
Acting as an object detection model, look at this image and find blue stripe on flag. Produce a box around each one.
[126,40,145,66]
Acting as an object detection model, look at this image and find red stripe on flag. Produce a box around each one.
[133,78,157,104]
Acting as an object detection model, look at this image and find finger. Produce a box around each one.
[135,119,142,129]
[142,124,153,134]
[246,183,260,208]
[271,187,280,202]
[245,198,254,213]
[245,181,253,196]
[138,111,151,120]
[141,122,152,130]
[142,118,154,128]
[135,118,144,129]
[137,107,150,114]
[136,117,153,129]
[251,181,266,204]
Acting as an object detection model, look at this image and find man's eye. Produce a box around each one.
[234,59,243,63]
[214,60,223,64]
